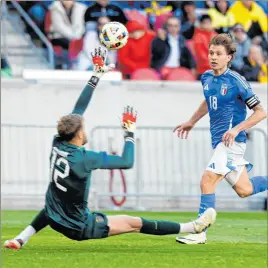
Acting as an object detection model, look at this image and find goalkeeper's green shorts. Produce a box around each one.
[48,212,109,241]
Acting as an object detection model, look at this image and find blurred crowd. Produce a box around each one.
[14,0,268,82]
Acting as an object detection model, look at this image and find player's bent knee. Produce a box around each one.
[131,216,143,230]
[236,188,252,198]
[122,215,142,230]
[234,181,253,198]
[237,192,250,198]
[107,215,142,235]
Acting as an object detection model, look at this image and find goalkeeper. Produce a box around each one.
[4,47,216,250]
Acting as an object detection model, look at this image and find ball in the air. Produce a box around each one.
[99,22,129,50]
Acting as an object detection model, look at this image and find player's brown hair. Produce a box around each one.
[209,33,236,67]
[57,114,84,141]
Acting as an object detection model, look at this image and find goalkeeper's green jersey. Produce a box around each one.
[45,80,134,231]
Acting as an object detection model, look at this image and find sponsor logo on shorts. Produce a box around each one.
[96,215,105,223]
[209,163,215,169]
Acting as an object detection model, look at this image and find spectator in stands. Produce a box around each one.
[84,0,128,28]
[229,0,268,39]
[49,0,86,50]
[118,20,155,79]
[241,45,267,83]
[75,16,117,70]
[166,0,182,17]
[19,1,49,42]
[180,1,197,40]
[207,0,235,33]
[151,16,196,78]
[252,34,268,59]
[144,1,173,31]
[193,15,217,78]
[231,24,251,73]
[48,0,87,69]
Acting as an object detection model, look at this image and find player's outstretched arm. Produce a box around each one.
[173,100,208,139]
[222,80,267,147]
[83,106,137,170]
[222,104,267,147]
[234,104,267,132]
[72,47,114,115]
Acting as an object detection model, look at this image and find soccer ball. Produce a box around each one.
[99,22,129,50]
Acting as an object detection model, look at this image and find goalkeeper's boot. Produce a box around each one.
[3,239,24,250]
[176,208,216,244]
[176,232,207,245]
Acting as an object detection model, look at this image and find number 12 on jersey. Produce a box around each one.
[50,148,70,192]
[209,96,218,110]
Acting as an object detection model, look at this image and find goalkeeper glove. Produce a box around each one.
[122,106,137,138]
[88,46,115,87]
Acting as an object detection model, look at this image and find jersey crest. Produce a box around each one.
[220,84,228,96]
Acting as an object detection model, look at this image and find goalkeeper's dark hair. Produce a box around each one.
[209,33,237,67]
[57,114,84,141]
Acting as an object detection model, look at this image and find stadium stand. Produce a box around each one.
[165,67,196,81]
[131,68,161,80]
[1,0,268,82]
[1,5,51,76]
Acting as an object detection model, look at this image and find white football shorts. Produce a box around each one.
[206,142,253,187]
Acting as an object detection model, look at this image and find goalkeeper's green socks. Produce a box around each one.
[140,218,197,235]
[140,218,181,235]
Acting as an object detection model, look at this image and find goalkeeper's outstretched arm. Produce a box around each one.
[84,134,135,170]
[72,76,98,115]
[72,47,113,115]
[83,106,137,170]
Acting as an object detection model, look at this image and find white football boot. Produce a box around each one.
[176,208,216,244]
[176,232,207,244]
[3,239,24,250]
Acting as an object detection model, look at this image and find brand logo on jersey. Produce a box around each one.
[209,163,215,169]
[204,84,209,91]
[221,84,228,96]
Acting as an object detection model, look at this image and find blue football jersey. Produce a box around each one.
[201,69,260,149]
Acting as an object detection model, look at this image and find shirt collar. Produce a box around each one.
[62,141,80,149]
[168,34,179,41]
[213,68,229,77]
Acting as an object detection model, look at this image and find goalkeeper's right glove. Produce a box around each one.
[88,46,115,88]
[122,106,137,138]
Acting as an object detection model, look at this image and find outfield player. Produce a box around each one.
[174,34,267,244]
[4,47,216,250]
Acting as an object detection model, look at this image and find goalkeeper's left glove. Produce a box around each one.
[122,106,137,138]
[88,46,115,87]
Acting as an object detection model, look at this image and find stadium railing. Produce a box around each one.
[1,124,267,211]
[8,0,55,68]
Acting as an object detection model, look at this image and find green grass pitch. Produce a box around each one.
[1,211,267,268]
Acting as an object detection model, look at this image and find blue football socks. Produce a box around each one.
[249,176,268,195]
[198,193,216,218]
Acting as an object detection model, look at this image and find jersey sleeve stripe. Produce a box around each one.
[87,75,100,88]
[247,98,257,105]
[245,95,260,109]
[229,71,249,89]
[125,137,135,143]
